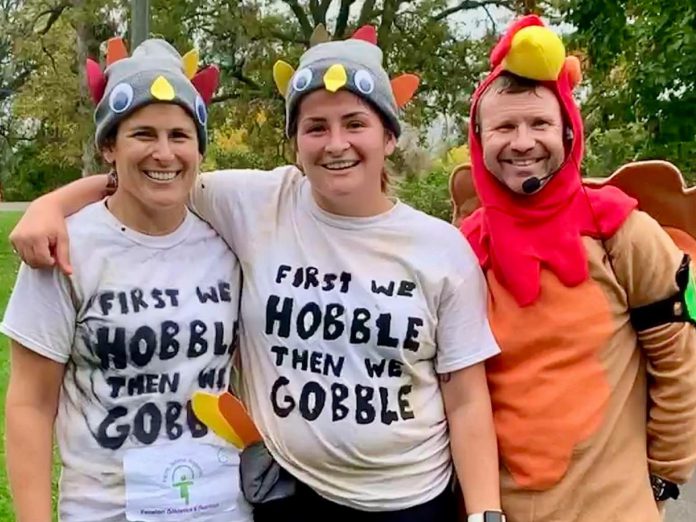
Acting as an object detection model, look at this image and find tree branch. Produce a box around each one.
[357,0,377,26]
[266,30,307,44]
[33,2,71,35]
[378,0,403,53]
[335,0,357,39]
[231,71,261,90]
[482,5,497,28]
[319,0,332,24]
[229,58,261,91]
[43,42,58,73]
[431,0,513,22]
[308,0,318,26]
[283,0,313,39]
[211,87,263,104]
[211,93,238,104]
[308,0,332,26]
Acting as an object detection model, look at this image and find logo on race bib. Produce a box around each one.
[172,464,195,504]
[164,459,203,506]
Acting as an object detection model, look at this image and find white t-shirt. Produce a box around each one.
[0,202,251,522]
[191,166,500,511]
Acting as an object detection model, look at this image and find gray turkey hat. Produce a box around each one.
[87,38,219,153]
[273,25,419,138]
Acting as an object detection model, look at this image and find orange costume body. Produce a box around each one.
[455,15,696,522]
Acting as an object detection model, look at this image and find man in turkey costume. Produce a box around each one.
[456,14,696,522]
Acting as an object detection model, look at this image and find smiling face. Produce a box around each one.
[102,103,200,211]
[295,89,396,215]
[478,84,566,195]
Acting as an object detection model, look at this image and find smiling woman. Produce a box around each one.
[295,90,396,217]
[102,103,201,235]
[0,38,253,522]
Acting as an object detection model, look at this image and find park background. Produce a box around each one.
[1,0,695,520]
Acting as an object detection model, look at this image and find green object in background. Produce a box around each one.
[686,267,696,322]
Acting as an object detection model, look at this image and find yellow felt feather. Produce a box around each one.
[191,391,244,448]
[182,49,199,79]
[273,60,295,97]
[503,26,565,81]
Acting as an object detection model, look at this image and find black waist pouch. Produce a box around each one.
[240,441,297,505]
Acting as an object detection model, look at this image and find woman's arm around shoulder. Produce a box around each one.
[189,165,302,254]
[10,174,109,275]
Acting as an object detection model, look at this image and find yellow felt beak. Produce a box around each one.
[273,60,295,97]
[503,26,566,81]
[323,64,347,92]
[150,75,175,101]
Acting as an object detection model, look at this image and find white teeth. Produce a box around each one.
[509,159,539,167]
[323,160,359,170]
[144,170,179,181]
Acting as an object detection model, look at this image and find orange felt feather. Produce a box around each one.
[565,56,583,88]
[106,37,128,67]
[391,74,420,108]
[219,392,263,447]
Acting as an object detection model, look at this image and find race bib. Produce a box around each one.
[123,441,252,522]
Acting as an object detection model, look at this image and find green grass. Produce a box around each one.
[0,212,73,521]
[0,211,22,519]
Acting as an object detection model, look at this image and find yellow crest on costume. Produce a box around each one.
[182,49,199,79]
[503,26,566,81]
[150,75,175,100]
[273,60,295,97]
[323,64,347,92]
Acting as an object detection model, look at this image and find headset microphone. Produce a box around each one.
[521,173,554,194]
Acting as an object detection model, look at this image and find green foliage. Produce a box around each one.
[567,0,696,179]
[4,0,695,195]
[387,6,494,131]
[583,122,651,179]
[394,166,453,223]
[2,144,81,201]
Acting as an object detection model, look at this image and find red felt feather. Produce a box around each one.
[191,65,220,105]
[351,25,377,45]
[85,58,106,104]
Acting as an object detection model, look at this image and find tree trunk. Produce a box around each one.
[73,0,99,176]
